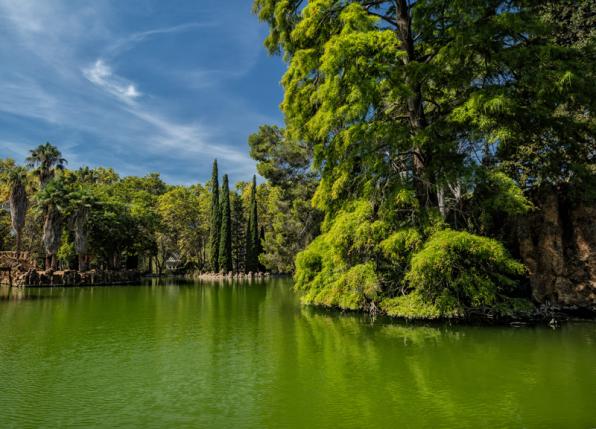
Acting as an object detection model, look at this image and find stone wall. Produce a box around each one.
[0,267,140,287]
[0,252,140,287]
[517,191,596,309]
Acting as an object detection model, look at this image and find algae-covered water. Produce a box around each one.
[1,278,595,428]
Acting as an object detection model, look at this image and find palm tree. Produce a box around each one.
[67,185,96,271]
[26,142,67,188]
[36,178,68,270]
[0,159,29,256]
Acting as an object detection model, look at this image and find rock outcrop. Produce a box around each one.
[1,252,140,287]
[517,190,596,309]
[192,271,271,281]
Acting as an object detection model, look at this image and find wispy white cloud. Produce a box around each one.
[104,22,215,60]
[83,59,142,103]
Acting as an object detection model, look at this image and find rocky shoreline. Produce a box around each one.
[190,271,272,281]
[0,266,140,287]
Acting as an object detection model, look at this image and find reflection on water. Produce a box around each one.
[0,286,63,301]
[0,278,595,428]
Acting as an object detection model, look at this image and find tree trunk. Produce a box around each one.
[15,230,21,258]
[396,0,429,206]
[79,254,88,272]
[9,180,28,259]
[43,205,62,271]
[437,186,446,218]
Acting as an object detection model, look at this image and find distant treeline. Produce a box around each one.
[0,141,319,275]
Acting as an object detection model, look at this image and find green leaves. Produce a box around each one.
[245,175,260,272]
[218,175,233,272]
[405,229,526,312]
[209,160,220,271]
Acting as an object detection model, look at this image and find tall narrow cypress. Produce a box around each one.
[245,175,260,272]
[218,174,233,272]
[258,226,266,272]
[209,160,220,272]
[231,192,245,273]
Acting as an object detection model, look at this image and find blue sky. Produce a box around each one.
[0,0,286,184]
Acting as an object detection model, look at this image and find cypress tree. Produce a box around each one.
[245,175,260,272]
[218,174,233,272]
[209,160,220,272]
[231,192,245,273]
[258,226,266,272]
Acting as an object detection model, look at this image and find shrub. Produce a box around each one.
[294,200,381,310]
[380,227,422,264]
[405,229,526,313]
[380,292,445,320]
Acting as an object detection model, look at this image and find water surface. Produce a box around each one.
[0,279,595,428]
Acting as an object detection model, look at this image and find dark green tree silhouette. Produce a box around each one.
[245,175,260,272]
[209,160,220,272]
[218,174,233,272]
[26,142,66,188]
[231,191,245,273]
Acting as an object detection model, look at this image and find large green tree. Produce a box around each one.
[254,0,594,317]
[219,174,233,272]
[245,175,260,272]
[209,160,221,272]
[0,159,29,256]
[27,143,68,268]
[249,125,321,272]
[64,169,100,271]
[158,185,206,271]
[26,143,66,188]
[231,191,246,273]
[36,177,68,270]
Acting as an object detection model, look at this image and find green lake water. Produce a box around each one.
[0,278,595,428]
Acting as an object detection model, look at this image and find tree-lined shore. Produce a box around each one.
[0,143,316,277]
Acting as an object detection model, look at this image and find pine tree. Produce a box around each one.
[218,174,233,272]
[245,175,260,272]
[209,160,220,272]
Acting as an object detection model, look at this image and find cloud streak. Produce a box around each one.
[83,59,142,103]
[103,22,215,60]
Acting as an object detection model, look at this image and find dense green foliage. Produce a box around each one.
[245,176,260,272]
[0,159,28,255]
[254,0,595,318]
[218,174,233,272]
[248,125,321,273]
[405,230,525,313]
[209,160,221,272]
[231,192,246,272]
